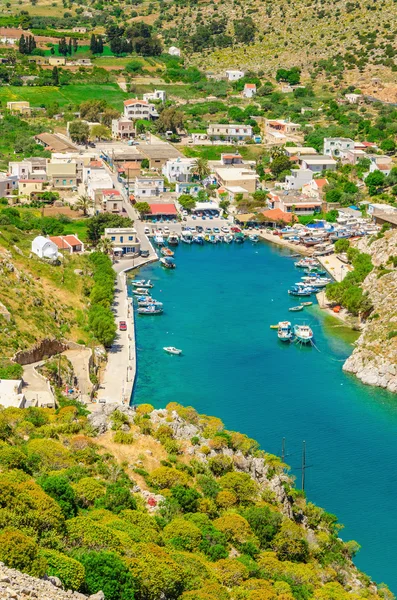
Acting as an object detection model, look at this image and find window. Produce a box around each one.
[128,236,133,241]
[70,180,73,184]
[120,236,123,242]
[111,236,115,241]
[63,180,66,185]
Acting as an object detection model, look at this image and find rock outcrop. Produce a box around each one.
[0,563,103,600]
[343,230,397,393]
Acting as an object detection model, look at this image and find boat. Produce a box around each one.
[301,301,313,307]
[208,234,218,244]
[138,305,163,315]
[295,259,317,268]
[181,232,193,244]
[132,287,150,295]
[168,233,179,246]
[234,232,245,244]
[289,305,304,312]
[163,346,182,355]
[160,257,176,269]
[193,235,204,245]
[138,299,163,307]
[288,286,313,297]
[300,276,330,288]
[249,234,259,243]
[131,279,153,288]
[270,324,279,329]
[294,324,314,344]
[154,234,165,246]
[161,247,174,257]
[277,321,293,341]
[224,234,234,243]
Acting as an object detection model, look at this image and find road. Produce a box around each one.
[22,362,55,407]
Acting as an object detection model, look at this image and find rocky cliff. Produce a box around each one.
[343,230,397,392]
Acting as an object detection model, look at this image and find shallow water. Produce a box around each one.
[131,241,397,590]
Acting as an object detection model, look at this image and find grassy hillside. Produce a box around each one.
[0,400,392,600]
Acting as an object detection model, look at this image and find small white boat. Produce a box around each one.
[154,234,165,246]
[224,234,234,243]
[138,305,163,315]
[168,233,179,246]
[131,279,153,288]
[132,287,150,295]
[163,346,182,355]
[294,324,313,344]
[277,321,293,342]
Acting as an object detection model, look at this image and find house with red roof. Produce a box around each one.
[261,208,295,225]
[268,189,322,215]
[145,203,177,220]
[101,189,123,215]
[123,98,159,121]
[49,235,84,254]
[243,83,257,98]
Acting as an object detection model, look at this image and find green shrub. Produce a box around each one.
[0,529,47,577]
[113,431,134,444]
[41,549,85,590]
[77,551,135,600]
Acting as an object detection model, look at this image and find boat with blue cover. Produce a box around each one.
[160,256,176,269]
[288,286,313,297]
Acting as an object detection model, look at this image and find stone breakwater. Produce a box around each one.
[343,230,397,393]
[0,563,104,600]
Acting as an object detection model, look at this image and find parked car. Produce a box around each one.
[231,227,241,233]
[144,227,150,234]
[164,226,170,234]
[119,321,127,331]
[197,226,203,233]
[140,249,149,257]
[213,227,220,233]
[205,227,212,233]
[182,210,188,216]
[221,226,229,233]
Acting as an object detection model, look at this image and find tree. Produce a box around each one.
[97,484,137,514]
[219,471,258,504]
[243,506,282,548]
[75,195,93,216]
[380,139,396,154]
[334,239,350,253]
[78,551,135,600]
[18,34,26,55]
[171,485,201,513]
[101,108,120,127]
[156,107,184,134]
[90,34,98,54]
[194,157,210,181]
[90,124,111,141]
[40,549,85,590]
[270,155,292,178]
[58,37,68,56]
[135,201,151,216]
[97,237,114,256]
[163,518,202,551]
[73,38,78,53]
[69,120,89,144]
[178,195,196,212]
[0,530,46,577]
[52,66,59,85]
[39,475,78,519]
[87,214,133,245]
[365,170,386,195]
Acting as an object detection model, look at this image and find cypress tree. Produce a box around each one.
[68,38,72,55]
[18,34,26,55]
[52,66,59,85]
[97,35,104,54]
[73,37,78,53]
[90,34,97,54]
[58,37,67,56]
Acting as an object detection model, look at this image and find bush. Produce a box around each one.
[73,477,106,507]
[219,472,258,504]
[39,475,78,519]
[0,530,47,577]
[212,558,249,587]
[41,549,85,590]
[78,551,135,600]
[163,518,202,551]
[97,484,137,514]
[243,506,282,548]
[150,466,190,489]
[113,431,134,444]
[214,514,254,544]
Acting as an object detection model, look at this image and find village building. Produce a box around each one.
[284,168,313,191]
[145,203,178,221]
[168,46,181,56]
[49,235,85,253]
[86,169,114,202]
[47,161,77,189]
[31,236,59,260]
[175,182,202,197]
[162,157,196,183]
[0,173,18,197]
[323,137,354,158]
[7,101,31,116]
[48,56,66,66]
[368,155,393,176]
[134,176,165,199]
[143,90,166,103]
[284,147,317,157]
[111,117,135,140]
[267,190,322,215]
[140,144,183,170]
[265,120,301,139]
[18,179,46,198]
[214,167,258,194]
[225,69,245,81]
[243,84,256,98]
[35,133,79,153]
[123,99,159,120]
[207,124,253,143]
[345,93,362,104]
[217,186,250,203]
[103,227,140,256]
[101,189,124,215]
[299,155,337,172]
[345,148,367,165]
[0,380,26,408]
[302,178,328,199]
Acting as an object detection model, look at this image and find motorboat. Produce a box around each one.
[294,324,313,344]
[234,233,245,244]
[289,305,304,312]
[132,287,150,295]
[168,233,179,246]
[301,301,313,307]
[270,324,279,329]
[249,234,259,243]
[131,279,153,288]
[193,235,204,245]
[277,321,293,341]
[138,305,163,315]
[224,234,234,243]
[138,298,163,307]
[181,231,193,244]
[301,276,330,288]
[295,258,318,268]
[161,247,174,257]
[154,234,165,246]
[160,257,176,269]
[288,286,313,297]
[163,346,182,355]
[208,234,218,244]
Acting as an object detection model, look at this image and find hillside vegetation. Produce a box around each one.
[0,400,392,600]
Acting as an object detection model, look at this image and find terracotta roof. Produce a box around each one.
[123,161,142,168]
[102,189,121,196]
[378,164,391,170]
[314,178,328,189]
[89,160,103,167]
[149,203,177,215]
[49,235,83,249]
[124,99,148,106]
[244,84,256,89]
[362,141,376,147]
[261,208,294,223]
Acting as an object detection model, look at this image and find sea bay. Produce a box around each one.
[130,240,397,590]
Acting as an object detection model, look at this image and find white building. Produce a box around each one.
[345,93,362,104]
[323,138,354,158]
[0,380,26,408]
[0,173,18,197]
[143,90,166,103]
[243,84,256,98]
[31,236,59,260]
[207,124,253,142]
[124,99,159,120]
[300,155,337,172]
[134,176,164,198]
[169,46,181,56]
[367,203,397,216]
[225,69,245,81]
[162,157,196,183]
[85,169,114,201]
[284,168,313,191]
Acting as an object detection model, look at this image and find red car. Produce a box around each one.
[119,321,127,331]
[231,226,241,233]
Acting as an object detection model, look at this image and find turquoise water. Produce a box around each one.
[130,241,397,590]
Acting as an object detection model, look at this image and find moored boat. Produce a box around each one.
[301,301,313,307]
[181,231,193,244]
[131,279,153,288]
[294,324,313,344]
[138,299,163,307]
[163,346,182,355]
[138,305,163,315]
[193,235,204,245]
[168,233,179,246]
[288,286,312,297]
[160,257,176,269]
[270,324,279,329]
[234,232,245,244]
[249,234,259,243]
[154,233,165,246]
[161,247,174,257]
[289,305,304,312]
[224,234,234,243]
[132,287,150,295]
[277,321,293,341]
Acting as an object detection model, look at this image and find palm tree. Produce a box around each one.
[97,237,114,256]
[194,157,211,182]
[75,194,93,216]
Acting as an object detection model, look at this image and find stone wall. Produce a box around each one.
[13,338,68,365]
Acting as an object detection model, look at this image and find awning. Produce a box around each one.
[113,247,123,252]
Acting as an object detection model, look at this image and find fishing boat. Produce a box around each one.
[181,232,193,244]
[161,247,174,257]
[208,234,218,244]
[154,234,165,246]
[160,257,176,269]
[138,299,163,307]
[138,305,163,315]
[293,324,313,344]
[168,233,179,246]
[234,232,245,244]
[132,287,150,295]
[224,234,234,243]
[249,234,259,243]
[295,258,317,268]
[295,282,319,294]
[277,321,293,341]
[289,305,304,312]
[301,301,313,307]
[301,276,330,288]
[163,346,182,355]
[193,235,204,245]
[131,279,153,288]
[288,286,313,297]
